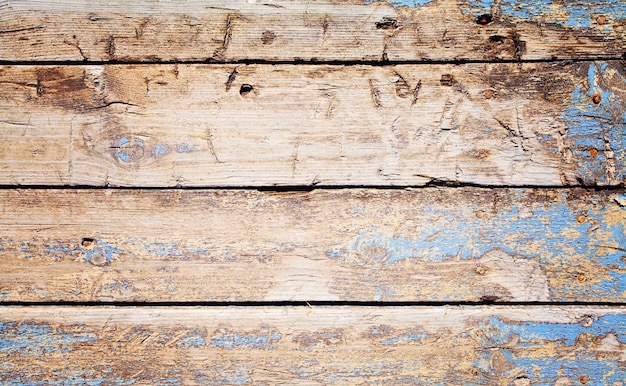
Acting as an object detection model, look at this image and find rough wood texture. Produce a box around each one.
[1,306,625,385]
[1,188,624,302]
[1,0,623,62]
[1,61,624,187]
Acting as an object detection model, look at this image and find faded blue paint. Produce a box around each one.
[327,190,625,300]
[145,242,186,256]
[210,327,281,350]
[364,0,435,7]
[0,322,98,356]
[152,143,169,157]
[84,239,121,265]
[474,315,626,383]
[176,143,196,153]
[463,0,626,28]
[561,62,625,184]
[381,329,428,345]
[19,246,29,252]
[114,136,131,162]
[101,280,135,294]
[195,368,252,385]
[176,328,207,348]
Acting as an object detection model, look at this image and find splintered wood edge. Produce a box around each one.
[1,188,624,302]
[1,305,625,384]
[0,0,623,62]
[0,61,624,187]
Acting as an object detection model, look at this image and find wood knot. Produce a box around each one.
[261,31,276,44]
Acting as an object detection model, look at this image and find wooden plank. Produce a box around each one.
[1,306,625,384]
[1,188,624,302]
[1,0,623,62]
[1,61,624,187]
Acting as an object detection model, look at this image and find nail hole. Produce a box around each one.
[476,14,493,25]
[81,237,95,248]
[592,93,601,104]
[240,84,253,96]
[488,35,506,43]
[375,17,398,30]
[440,74,455,86]
[579,375,590,384]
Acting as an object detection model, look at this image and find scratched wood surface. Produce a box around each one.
[1,61,625,187]
[1,306,625,385]
[1,188,625,302]
[2,0,626,384]
[1,0,624,62]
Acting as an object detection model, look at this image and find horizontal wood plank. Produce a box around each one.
[1,188,624,302]
[1,305,625,384]
[1,0,623,62]
[1,61,624,187]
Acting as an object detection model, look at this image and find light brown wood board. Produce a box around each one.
[1,61,624,187]
[1,188,624,303]
[1,306,625,385]
[1,0,623,62]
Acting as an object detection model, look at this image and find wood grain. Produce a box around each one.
[1,188,624,302]
[1,306,625,385]
[1,61,624,187]
[1,0,623,62]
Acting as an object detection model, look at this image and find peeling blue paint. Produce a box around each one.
[176,143,196,153]
[152,143,169,157]
[327,190,625,300]
[114,136,131,162]
[101,280,135,294]
[463,0,626,29]
[365,0,435,7]
[0,322,98,356]
[84,239,121,265]
[177,328,207,348]
[562,62,625,184]
[195,368,252,385]
[474,315,626,383]
[210,327,281,350]
[381,329,428,345]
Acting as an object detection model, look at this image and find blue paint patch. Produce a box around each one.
[561,62,625,184]
[381,329,428,345]
[145,242,185,256]
[176,328,207,348]
[462,0,626,29]
[195,368,252,385]
[327,190,626,300]
[152,144,169,157]
[114,137,131,162]
[101,280,135,294]
[0,322,98,356]
[84,239,122,265]
[210,327,282,350]
[176,143,196,153]
[19,246,29,252]
[364,0,435,7]
[474,315,626,383]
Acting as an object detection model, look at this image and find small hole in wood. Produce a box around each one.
[240,84,253,96]
[476,14,493,25]
[591,93,601,104]
[81,238,95,248]
[375,17,398,30]
[488,35,506,43]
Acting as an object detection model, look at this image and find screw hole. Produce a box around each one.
[476,14,493,25]
[81,238,95,248]
[240,84,253,96]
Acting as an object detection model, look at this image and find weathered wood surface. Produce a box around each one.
[1,188,624,302]
[1,0,623,62]
[1,61,624,187]
[1,306,625,385]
